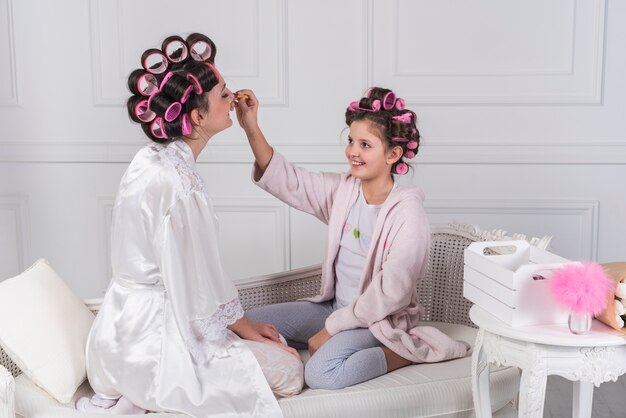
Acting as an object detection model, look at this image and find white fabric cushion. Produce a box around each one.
[14,322,519,418]
[14,376,186,418]
[281,323,519,418]
[0,259,95,404]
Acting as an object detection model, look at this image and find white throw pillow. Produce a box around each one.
[0,259,94,404]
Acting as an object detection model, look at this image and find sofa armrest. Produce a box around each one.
[0,364,15,418]
[236,264,322,311]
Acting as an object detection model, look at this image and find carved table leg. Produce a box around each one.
[472,329,493,418]
[517,349,547,418]
[572,381,593,418]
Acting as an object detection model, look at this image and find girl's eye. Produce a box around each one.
[347,138,353,144]
[362,143,370,148]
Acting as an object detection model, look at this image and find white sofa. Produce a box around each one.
[0,223,531,418]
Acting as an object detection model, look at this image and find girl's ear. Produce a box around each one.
[190,108,204,126]
[387,145,403,165]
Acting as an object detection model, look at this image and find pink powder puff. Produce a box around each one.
[548,262,615,315]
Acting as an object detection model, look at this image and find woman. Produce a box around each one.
[79,33,302,417]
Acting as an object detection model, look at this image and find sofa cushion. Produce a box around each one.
[14,377,186,418]
[280,322,519,418]
[13,322,519,418]
[0,259,95,404]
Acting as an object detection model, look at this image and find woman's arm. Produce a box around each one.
[234,90,272,173]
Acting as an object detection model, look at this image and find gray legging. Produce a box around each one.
[246,301,387,390]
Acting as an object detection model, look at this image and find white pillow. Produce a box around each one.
[0,259,95,404]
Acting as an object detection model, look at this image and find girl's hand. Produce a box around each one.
[308,327,331,356]
[233,89,259,133]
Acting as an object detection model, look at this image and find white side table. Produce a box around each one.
[470,305,626,418]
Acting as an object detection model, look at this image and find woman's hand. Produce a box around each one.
[233,89,259,133]
[308,327,332,356]
[250,321,281,343]
[229,316,300,359]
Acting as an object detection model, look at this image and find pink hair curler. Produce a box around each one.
[150,117,167,139]
[186,73,203,94]
[181,114,192,135]
[147,89,160,111]
[136,73,158,97]
[206,63,221,80]
[135,99,156,123]
[395,162,409,175]
[407,140,418,150]
[348,99,381,112]
[142,49,169,75]
[382,92,396,110]
[395,98,405,110]
[159,71,175,90]
[164,102,182,122]
[180,85,194,103]
[404,150,416,159]
[391,112,416,124]
[190,40,213,61]
[163,37,188,63]
[391,137,409,143]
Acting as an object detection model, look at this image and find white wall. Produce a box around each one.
[1,1,626,414]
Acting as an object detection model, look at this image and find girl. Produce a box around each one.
[79,33,302,417]
[237,87,469,390]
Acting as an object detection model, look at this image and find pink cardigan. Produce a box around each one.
[253,152,468,363]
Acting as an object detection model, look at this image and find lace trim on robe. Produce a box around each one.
[162,145,205,195]
[186,296,245,363]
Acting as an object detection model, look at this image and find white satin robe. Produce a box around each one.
[85,140,282,417]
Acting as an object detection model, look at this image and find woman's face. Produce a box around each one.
[202,75,235,135]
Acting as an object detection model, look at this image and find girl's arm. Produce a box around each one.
[234,89,343,224]
[234,89,272,173]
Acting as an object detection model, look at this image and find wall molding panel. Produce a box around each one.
[0,0,18,106]
[425,198,599,260]
[0,195,30,279]
[371,0,606,104]
[3,140,626,165]
[212,197,290,281]
[96,197,115,295]
[89,0,288,106]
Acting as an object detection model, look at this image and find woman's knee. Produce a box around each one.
[245,340,304,397]
[271,354,304,397]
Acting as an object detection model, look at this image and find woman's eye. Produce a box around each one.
[222,94,229,99]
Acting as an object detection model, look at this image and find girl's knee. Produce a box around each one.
[304,361,347,390]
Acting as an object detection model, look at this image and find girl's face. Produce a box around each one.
[345,120,401,182]
[202,75,235,135]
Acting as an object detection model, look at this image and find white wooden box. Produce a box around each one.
[463,240,573,327]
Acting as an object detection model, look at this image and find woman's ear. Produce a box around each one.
[387,145,403,165]
[190,108,204,126]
